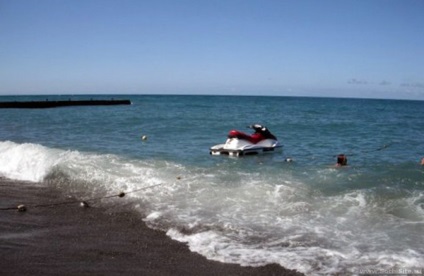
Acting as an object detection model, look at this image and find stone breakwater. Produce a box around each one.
[0,99,131,108]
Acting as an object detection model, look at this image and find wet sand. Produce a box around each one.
[0,178,303,276]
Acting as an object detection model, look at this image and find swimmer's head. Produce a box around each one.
[337,154,347,166]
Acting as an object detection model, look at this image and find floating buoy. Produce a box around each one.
[17,204,26,212]
[80,201,90,208]
[141,135,147,141]
[285,158,293,163]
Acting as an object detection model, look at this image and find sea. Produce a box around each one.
[0,94,423,275]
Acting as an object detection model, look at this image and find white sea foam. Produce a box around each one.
[0,141,61,182]
[0,141,166,197]
[1,140,423,275]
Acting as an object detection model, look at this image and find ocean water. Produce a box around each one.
[0,95,423,275]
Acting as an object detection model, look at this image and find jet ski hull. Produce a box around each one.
[210,138,283,157]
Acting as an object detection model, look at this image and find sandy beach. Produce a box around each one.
[0,178,303,276]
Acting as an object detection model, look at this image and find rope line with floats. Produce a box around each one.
[284,142,395,165]
[343,142,394,156]
[334,142,394,166]
[0,183,163,212]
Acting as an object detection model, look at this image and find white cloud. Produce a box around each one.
[379,81,391,86]
[400,82,424,88]
[347,78,368,85]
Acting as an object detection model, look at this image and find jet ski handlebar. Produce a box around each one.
[248,124,266,132]
[249,124,277,140]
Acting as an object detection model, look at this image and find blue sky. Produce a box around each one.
[1,0,423,100]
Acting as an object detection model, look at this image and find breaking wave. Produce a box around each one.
[1,140,423,275]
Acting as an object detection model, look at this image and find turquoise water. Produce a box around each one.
[0,95,423,275]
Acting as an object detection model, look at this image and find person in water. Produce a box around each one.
[421,157,424,166]
[336,154,348,166]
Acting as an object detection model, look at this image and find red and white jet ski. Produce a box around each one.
[210,124,283,157]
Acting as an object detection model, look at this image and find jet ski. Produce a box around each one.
[210,124,283,157]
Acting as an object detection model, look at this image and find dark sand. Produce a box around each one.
[0,178,304,276]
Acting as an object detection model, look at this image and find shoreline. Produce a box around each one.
[0,178,303,276]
